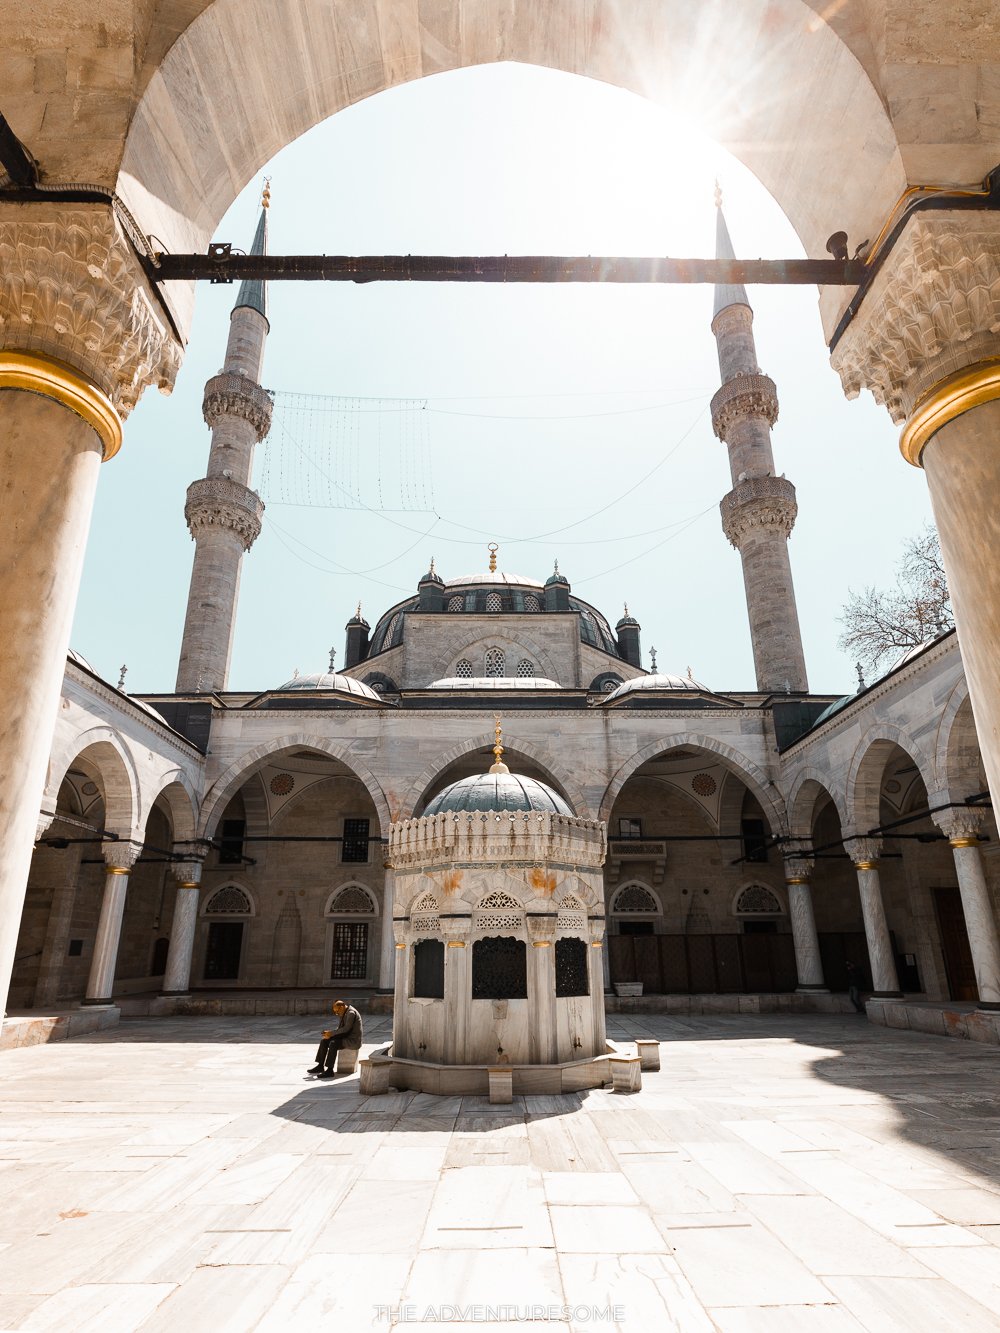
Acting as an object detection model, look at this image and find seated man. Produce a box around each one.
[308,999,364,1078]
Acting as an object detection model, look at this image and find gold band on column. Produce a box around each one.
[900,358,1000,468]
[786,877,811,885]
[853,860,878,872]
[105,865,131,876]
[176,881,201,889]
[0,350,122,460]
[950,837,980,849]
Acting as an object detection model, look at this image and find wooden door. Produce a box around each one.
[933,887,978,1002]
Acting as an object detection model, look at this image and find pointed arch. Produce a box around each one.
[46,727,140,838]
[845,723,936,831]
[785,768,850,840]
[599,734,785,833]
[934,681,984,803]
[148,774,199,845]
[404,733,588,820]
[198,735,390,839]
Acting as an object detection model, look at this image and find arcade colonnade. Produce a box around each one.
[9,638,1000,1016]
[3,0,1000,1017]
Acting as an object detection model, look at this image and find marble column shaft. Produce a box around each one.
[848,840,902,997]
[443,942,469,1064]
[85,843,141,1005]
[162,859,205,996]
[378,869,397,992]
[786,867,826,991]
[937,815,1000,1010]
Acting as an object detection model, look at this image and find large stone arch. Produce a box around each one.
[199,735,391,839]
[785,768,850,840]
[599,734,786,833]
[45,728,140,838]
[934,680,984,804]
[404,733,588,819]
[845,723,937,832]
[147,775,199,846]
[114,0,911,333]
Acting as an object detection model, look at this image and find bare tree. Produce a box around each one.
[837,522,953,678]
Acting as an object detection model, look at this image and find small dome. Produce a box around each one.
[346,611,370,629]
[545,561,569,587]
[604,672,708,702]
[273,672,380,700]
[616,608,640,629]
[419,559,444,586]
[68,648,96,674]
[424,772,572,816]
[886,638,936,674]
[428,676,560,690]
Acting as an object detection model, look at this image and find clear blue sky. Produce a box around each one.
[73,64,932,696]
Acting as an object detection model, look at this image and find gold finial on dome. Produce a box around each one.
[262,176,272,209]
[489,713,509,774]
[488,542,499,573]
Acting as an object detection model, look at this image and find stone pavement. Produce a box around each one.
[2,1013,1000,1331]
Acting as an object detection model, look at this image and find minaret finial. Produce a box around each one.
[553,559,559,575]
[489,713,510,774]
[261,176,271,209]
[649,646,658,672]
[714,178,722,209]
[488,542,498,573]
[328,647,336,673]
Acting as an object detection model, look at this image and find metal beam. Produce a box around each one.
[147,251,865,287]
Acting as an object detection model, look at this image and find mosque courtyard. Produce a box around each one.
[0,1016,998,1330]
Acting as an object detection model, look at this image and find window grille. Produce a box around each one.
[736,884,783,914]
[523,594,540,612]
[328,884,375,913]
[413,938,445,998]
[516,658,534,677]
[455,659,473,678]
[472,936,528,999]
[331,921,368,979]
[341,818,370,863]
[205,885,252,915]
[613,884,658,914]
[448,596,464,612]
[555,937,589,996]
[484,648,505,677]
[486,591,503,612]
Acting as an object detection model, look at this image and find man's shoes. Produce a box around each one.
[307,1064,323,1074]
[317,1069,335,1079]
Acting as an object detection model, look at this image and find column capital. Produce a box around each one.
[935,808,986,847]
[171,859,205,887]
[526,913,558,945]
[830,210,1000,448]
[35,809,57,842]
[784,852,815,883]
[101,840,142,872]
[845,835,883,868]
[0,203,182,424]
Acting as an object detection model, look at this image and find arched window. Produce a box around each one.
[611,884,659,915]
[413,939,445,999]
[448,595,464,612]
[555,937,589,997]
[455,658,473,678]
[516,658,534,678]
[523,594,540,612]
[472,936,527,999]
[486,591,503,612]
[203,885,253,915]
[484,647,505,677]
[734,884,783,915]
[326,885,377,915]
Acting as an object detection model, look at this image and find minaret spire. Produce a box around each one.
[710,192,808,693]
[175,183,274,692]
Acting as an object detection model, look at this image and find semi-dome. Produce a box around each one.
[811,694,853,727]
[273,671,380,699]
[604,672,709,701]
[424,771,572,816]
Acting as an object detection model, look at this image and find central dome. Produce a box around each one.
[424,772,572,816]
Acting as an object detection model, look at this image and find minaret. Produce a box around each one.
[710,188,808,693]
[175,183,274,692]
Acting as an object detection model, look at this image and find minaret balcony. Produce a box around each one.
[720,475,798,549]
[711,372,778,440]
[184,475,265,550]
[202,373,274,440]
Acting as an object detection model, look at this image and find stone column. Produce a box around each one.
[442,917,470,1064]
[162,858,205,996]
[84,841,142,1005]
[784,854,827,992]
[830,210,1000,823]
[846,837,902,998]
[936,812,1000,1010]
[590,918,608,1052]
[527,914,557,1064]
[0,204,181,1023]
[378,868,397,992]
